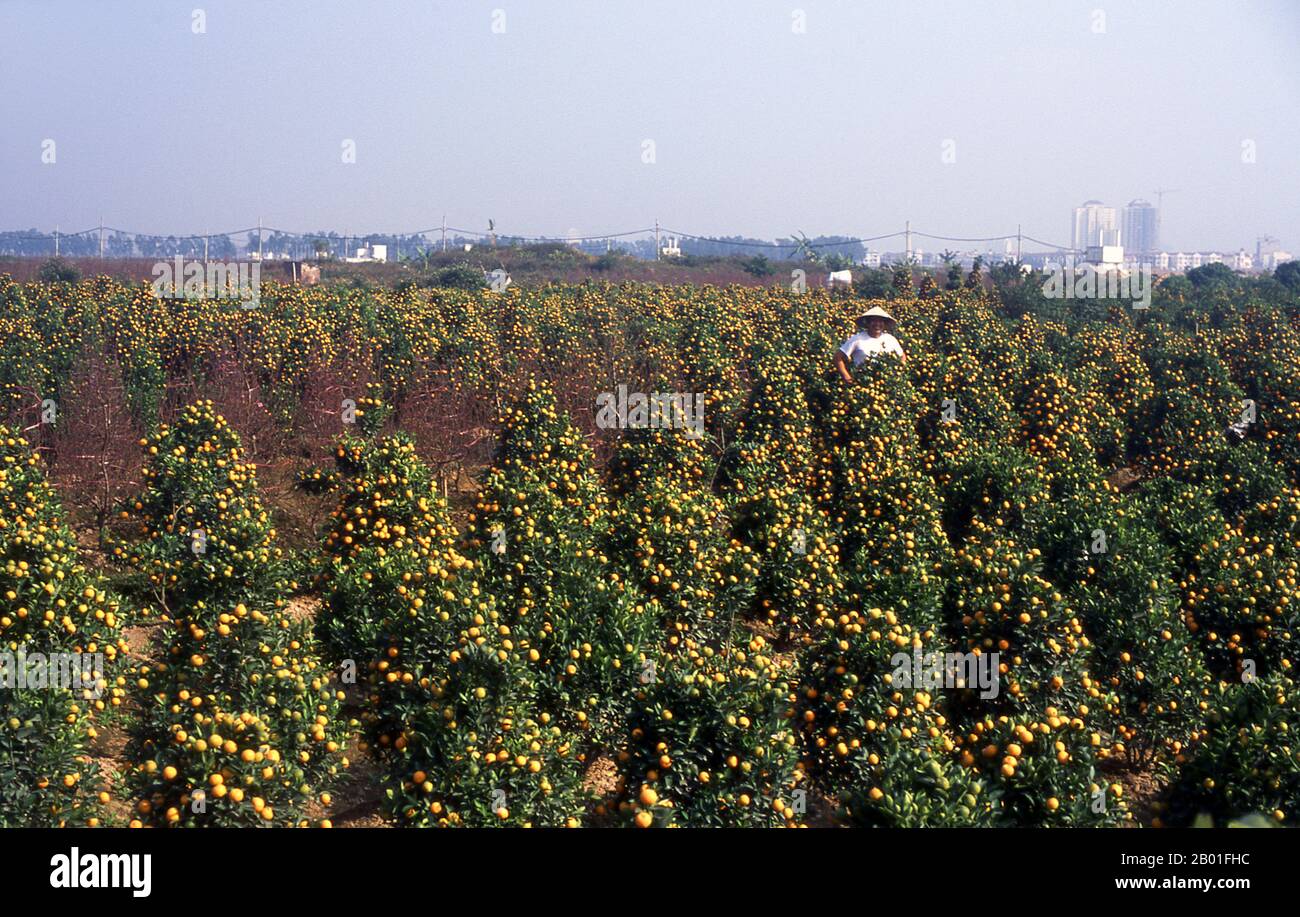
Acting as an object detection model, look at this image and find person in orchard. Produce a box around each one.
[834,306,906,382]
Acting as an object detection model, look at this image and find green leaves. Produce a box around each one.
[0,426,123,826]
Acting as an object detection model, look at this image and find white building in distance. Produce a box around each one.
[1072,201,1119,251]
[1084,243,1125,266]
[1260,250,1293,270]
[1122,199,1159,255]
[345,243,387,263]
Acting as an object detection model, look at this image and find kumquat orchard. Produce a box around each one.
[10,6,1300,905]
[2,265,1298,832]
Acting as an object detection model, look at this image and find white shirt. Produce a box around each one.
[839,331,904,365]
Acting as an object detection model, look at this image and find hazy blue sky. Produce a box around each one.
[2,0,1297,252]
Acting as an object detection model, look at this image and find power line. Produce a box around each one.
[0,220,1081,255]
[100,226,262,240]
[913,229,1079,253]
[661,229,908,249]
[445,226,655,243]
[658,231,791,250]
[1021,234,1077,252]
[3,227,99,239]
[912,230,1015,243]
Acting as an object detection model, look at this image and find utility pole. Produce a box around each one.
[257,216,263,262]
[54,224,59,257]
[1016,224,1022,263]
[99,217,104,260]
[655,219,660,261]
[904,220,911,262]
[441,214,447,253]
[203,232,209,265]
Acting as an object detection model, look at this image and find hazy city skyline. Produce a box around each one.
[2,0,1297,253]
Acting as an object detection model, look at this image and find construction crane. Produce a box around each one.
[1152,188,1179,250]
[1152,188,1179,210]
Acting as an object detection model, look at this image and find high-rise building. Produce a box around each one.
[1072,201,1118,251]
[1122,199,1159,255]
